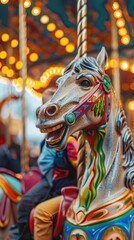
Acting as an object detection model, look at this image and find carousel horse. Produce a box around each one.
[36,47,134,240]
[0,167,41,240]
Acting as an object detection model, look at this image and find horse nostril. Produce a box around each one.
[45,104,59,116]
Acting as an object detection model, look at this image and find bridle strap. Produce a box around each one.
[65,83,106,125]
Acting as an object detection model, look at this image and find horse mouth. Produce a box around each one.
[40,123,66,146]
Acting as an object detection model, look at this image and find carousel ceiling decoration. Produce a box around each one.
[0,0,134,97]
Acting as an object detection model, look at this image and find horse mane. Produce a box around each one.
[64,56,102,79]
[116,106,134,189]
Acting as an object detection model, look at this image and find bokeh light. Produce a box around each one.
[11,39,19,48]
[29,53,39,62]
[65,43,75,53]
[55,30,64,39]
[31,7,41,16]
[120,61,129,71]
[60,37,69,46]
[24,0,31,8]
[128,100,134,111]
[1,33,9,42]
[121,35,130,45]
[47,23,56,32]
[9,56,16,65]
[40,15,49,24]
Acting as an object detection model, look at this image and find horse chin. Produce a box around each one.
[45,125,70,150]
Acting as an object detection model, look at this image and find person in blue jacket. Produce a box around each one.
[17,88,78,240]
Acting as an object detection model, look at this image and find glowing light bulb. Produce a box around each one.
[118,27,127,36]
[40,15,49,24]
[60,37,69,46]
[47,23,56,32]
[31,7,41,16]
[112,2,119,10]
[120,61,129,71]
[130,64,134,74]
[0,51,7,59]
[55,30,64,38]
[114,10,122,19]
[128,100,134,111]
[121,35,130,45]
[2,66,8,74]
[16,61,23,70]
[65,43,75,53]
[11,39,18,48]
[1,33,9,42]
[24,0,31,8]
[7,69,14,78]
[1,0,9,4]
[109,59,117,68]
[116,18,125,28]
[9,56,16,65]
[29,53,39,62]
[26,47,30,55]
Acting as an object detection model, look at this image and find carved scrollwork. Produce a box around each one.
[101,226,128,240]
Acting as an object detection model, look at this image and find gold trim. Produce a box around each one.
[87,189,130,213]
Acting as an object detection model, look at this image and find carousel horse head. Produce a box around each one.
[36,47,111,150]
[36,47,134,238]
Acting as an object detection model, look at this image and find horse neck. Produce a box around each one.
[79,91,127,212]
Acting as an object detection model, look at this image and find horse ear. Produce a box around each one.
[96,47,108,71]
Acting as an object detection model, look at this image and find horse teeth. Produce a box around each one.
[40,124,63,133]
[46,124,63,132]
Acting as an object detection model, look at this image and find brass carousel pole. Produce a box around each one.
[19,0,28,172]
[77,0,87,188]
[111,13,120,100]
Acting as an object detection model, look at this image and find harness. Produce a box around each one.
[65,74,111,127]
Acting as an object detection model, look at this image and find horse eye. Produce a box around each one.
[81,79,92,89]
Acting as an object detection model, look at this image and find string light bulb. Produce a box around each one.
[24,0,31,8]
[31,7,41,16]
[1,0,9,4]
[130,64,134,74]
[40,15,49,24]
[116,18,125,28]
[11,39,18,48]
[0,51,7,59]
[47,23,56,32]
[29,53,39,62]
[118,27,127,36]
[112,2,119,10]
[114,10,122,19]
[121,35,130,45]
[128,100,134,111]
[65,43,75,53]
[9,56,16,65]
[1,33,9,42]
[60,37,69,46]
[16,61,23,70]
[55,30,64,38]
[120,61,129,71]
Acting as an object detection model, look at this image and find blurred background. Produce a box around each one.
[0,0,134,168]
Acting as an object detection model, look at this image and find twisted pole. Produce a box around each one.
[19,0,29,172]
[111,12,120,100]
[77,0,87,188]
